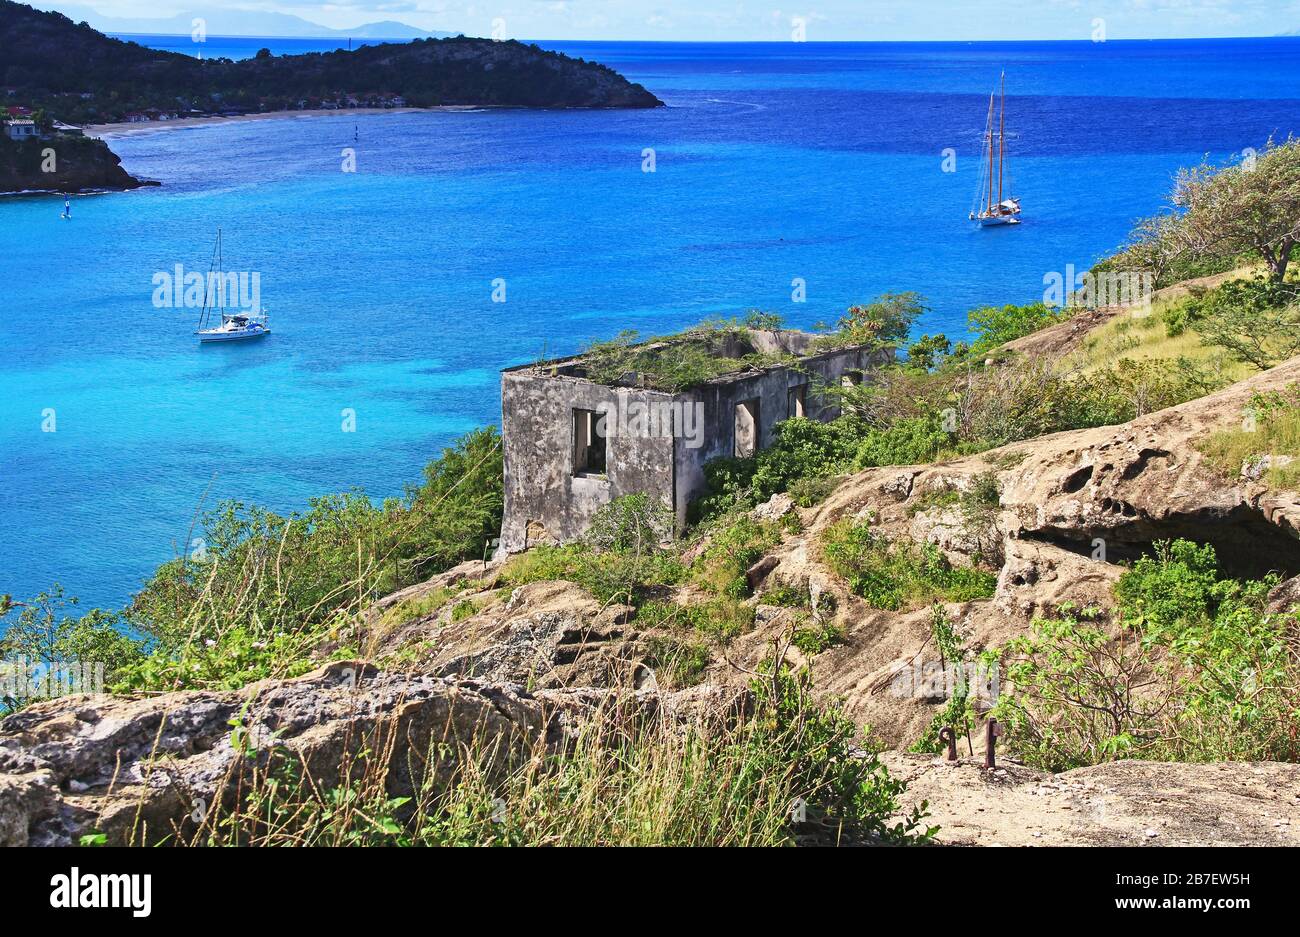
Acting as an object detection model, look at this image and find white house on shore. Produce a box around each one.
[3,118,37,141]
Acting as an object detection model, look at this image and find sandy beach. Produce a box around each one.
[84,106,483,138]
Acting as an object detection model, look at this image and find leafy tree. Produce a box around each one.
[818,292,927,352]
[1123,137,1300,285]
[0,587,145,700]
[966,301,1064,357]
[1186,277,1300,370]
[403,425,504,577]
[905,333,951,371]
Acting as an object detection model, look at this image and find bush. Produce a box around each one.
[694,515,783,598]
[687,456,758,524]
[0,589,145,708]
[583,493,673,552]
[854,413,955,468]
[814,292,926,352]
[905,334,952,372]
[750,417,860,501]
[993,541,1300,769]
[966,302,1066,358]
[819,520,997,610]
[1187,277,1300,370]
[402,426,505,578]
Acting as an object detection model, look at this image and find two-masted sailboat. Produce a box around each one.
[194,229,270,343]
[970,72,1021,227]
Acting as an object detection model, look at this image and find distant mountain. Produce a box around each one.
[32,3,456,39]
[0,1,663,124]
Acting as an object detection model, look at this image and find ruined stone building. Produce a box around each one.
[498,327,887,552]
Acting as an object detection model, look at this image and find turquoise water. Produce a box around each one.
[3,38,1299,610]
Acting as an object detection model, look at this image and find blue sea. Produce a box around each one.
[3,37,1298,612]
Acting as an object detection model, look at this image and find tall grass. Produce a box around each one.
[1200,386,1300,490]
[168,667,932,848]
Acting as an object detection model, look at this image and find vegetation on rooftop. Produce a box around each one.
[574,312,802,391]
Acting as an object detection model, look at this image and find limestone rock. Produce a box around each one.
[0,662,596,846]
[883,753,1300,846]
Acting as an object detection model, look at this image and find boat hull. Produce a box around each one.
[975,213,1021,227]
[197,328,270,343]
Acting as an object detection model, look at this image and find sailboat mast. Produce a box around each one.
[217,228,224,317]
[985,92,995,214]
[197,229,220,331]
[997,72,1005,207]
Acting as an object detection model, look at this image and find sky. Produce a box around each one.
[37,0,1300,41]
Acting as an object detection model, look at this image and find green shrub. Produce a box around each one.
[1187,278,1300,370]
[688,455,759,524]
[791,619,846,655]
[401,426,505,580]
[854,414,955,468]
[813,292,926,352]
[819,521,997,610]
[750,417,860,501]
[966,302,1066,358]
[584,493,673,552]
[0,589,145,708]
[994,541,1300,769]
[905,334,952,371]
[694,515,782,598]
[450,599,480,622]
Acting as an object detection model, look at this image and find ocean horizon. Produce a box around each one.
[4,36,1299,612]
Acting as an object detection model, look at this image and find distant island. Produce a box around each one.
[0,1,662,192]
[33,3,456,40]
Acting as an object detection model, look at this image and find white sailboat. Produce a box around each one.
[970,72,1021,227]
[195,229,270,343]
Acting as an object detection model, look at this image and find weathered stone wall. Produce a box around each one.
[672,346,884,528]
[500,370,675,552]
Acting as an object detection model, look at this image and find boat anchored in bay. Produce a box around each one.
[970,71,1021,227]
[195,229,270,343]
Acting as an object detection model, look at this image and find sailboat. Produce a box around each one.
[970,72,1021,227]
[195,229,270,343]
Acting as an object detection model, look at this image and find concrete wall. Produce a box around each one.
[499,370,676,553]
[671,346,883,528]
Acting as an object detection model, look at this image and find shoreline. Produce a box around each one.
[85,106,485,138]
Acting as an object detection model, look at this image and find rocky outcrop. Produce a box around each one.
[0,135,153,194]
[710,356,1300,743]
[0,662,594,845]
[883,753,1300,846]
[813,355,1300,578]
[0,658,749,846]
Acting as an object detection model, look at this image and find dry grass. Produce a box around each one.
[159,667,929,847]
[1071,262,1269,380]
[1073,296,1251,382]
[1199,394,1300,490]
